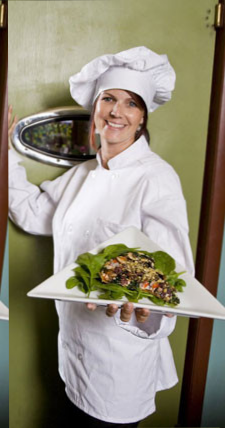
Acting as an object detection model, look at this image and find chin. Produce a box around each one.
[107,137,129,144]
[107,140,123,145]
[104,133,134,145]
[101,133,123,144]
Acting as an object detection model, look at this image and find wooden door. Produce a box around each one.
[0,0,8,289]
[179,0,225,425]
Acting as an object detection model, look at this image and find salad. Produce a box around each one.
[66,244,186,307]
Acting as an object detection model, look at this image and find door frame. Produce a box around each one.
[0,0,8,288]
[178,0,225,425]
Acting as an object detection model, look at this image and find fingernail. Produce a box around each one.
[87,303,94,310]
[126,303,133,310]
[111,304,118,310]
[122,303,133,313]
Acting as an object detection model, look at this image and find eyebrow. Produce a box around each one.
[102,91,134,101]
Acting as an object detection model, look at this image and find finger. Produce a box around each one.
[8,105,13,126]
[135,308,150,323]
[12,114,18,127]
[9,115,18,137]
[8,124,14,137]
[86,303,97,311]
[120,302,134,322]
[106,304,119,317]
[165,313,174,318]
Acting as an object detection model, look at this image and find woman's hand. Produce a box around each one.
[8,105,18,147]
[86,302,151,323]
[86,302,174,322]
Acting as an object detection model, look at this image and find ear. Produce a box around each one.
[139,116,144,125]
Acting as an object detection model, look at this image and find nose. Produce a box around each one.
[110,101,122,117]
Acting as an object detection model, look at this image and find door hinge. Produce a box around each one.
[0,2,6,29]
[214,2,224,29]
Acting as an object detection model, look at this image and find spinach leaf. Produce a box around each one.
[147,295,166,306]
[166,270,185,281]
[75,252,106,282]
[166,271,186,291]
[150,251,175,274]
[74,266,90,285]
[110,290,126,300]
[92,279,133,296]
[138,250,175,274]
[66,276,82,289]
[73,266,91,293]
[127,288,142,303]
[78,282,90,295]
[98,290,113,300]
[139,290,166,306]
[66,244,185,307]
[173,278,186,292]
[100,244,139,260]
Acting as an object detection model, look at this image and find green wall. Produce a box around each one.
[0,233,9,428]
[8,1,217,426]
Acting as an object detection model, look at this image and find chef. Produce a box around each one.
[9,46,194,427]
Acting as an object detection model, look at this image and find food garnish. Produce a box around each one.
[66,244,186,307]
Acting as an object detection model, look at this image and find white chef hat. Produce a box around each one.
[69,46,176,113]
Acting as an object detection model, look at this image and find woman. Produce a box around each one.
[9,46,194,427]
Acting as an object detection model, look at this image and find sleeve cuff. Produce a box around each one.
[9,148,23,166]
[113,309,177,339]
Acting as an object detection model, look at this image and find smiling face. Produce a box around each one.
[94,89,145,147]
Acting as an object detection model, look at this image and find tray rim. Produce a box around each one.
[27,226,225,321]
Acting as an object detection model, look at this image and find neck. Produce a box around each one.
[99,137,135,169]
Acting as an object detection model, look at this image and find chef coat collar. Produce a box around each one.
[96,136,151,170]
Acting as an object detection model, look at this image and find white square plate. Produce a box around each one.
[27,227,225,320]
[0,301,9,321]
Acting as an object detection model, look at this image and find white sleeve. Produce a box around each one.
[141,168,195,276]
[114,167,194,339]
[114,310,177,339]
[8,150,76,236]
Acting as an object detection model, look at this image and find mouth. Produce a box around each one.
[105,120,126,129]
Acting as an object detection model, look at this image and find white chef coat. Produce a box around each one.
[9,136,194,423]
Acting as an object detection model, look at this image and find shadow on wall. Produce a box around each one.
[9,228,82,428]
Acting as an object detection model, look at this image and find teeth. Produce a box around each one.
[107,121,125,128]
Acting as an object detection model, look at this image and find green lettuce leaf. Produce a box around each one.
[100,244,139,260]
[75,252,106,282]
[149,251,175,274]
[66,243,186,306]
[66,276,82,289]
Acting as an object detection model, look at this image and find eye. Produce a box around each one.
[129,100,138,107]
[102,96,113,102]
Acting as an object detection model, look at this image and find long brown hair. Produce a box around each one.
[89,90,150,151]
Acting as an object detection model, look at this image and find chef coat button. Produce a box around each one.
[62,341,67,350]
[91,172,96,178]
[78,353,83,360]
[111,173,115,179]
[68,224,73,233]
[84,230,90,238]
